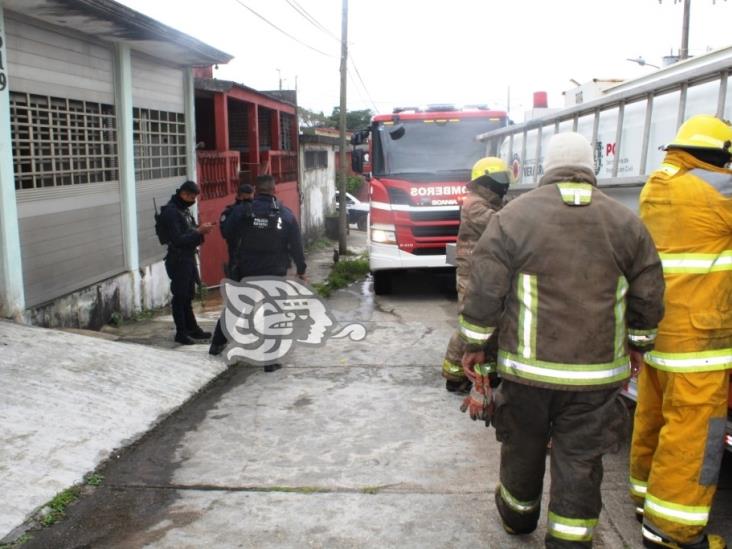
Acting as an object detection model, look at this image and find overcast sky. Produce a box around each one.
[118,0,732,121]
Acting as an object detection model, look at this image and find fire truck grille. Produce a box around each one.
[412,226,459,238]
[410,210,460,222]
[412,247,447,256]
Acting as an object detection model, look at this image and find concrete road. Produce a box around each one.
[21,268,732,548]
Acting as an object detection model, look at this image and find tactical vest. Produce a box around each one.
[238,199,284,253]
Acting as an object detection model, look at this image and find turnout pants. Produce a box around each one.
[493,380,627,548]
[443,278,468,381]
[630,365,729,544]
[165,256,200,337]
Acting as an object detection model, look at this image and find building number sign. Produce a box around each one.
[0,32,6,91]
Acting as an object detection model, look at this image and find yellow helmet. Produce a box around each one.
[471,156,513,185]
[667,114,732,154]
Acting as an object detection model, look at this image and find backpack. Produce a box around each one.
[154,198,170,245]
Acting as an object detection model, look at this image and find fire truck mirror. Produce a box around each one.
[389,124,406,140]
[351,128,370,146]
[352,149,367,173]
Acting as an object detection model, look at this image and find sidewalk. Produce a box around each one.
[0,230,363,542]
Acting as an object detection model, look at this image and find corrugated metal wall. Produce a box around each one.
[7,13,125,307]
[131,53,187,265]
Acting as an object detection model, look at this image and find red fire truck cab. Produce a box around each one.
[352,105,509,294]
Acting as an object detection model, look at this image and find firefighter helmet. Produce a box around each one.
[666,114,732,154]
[471,156,512,185]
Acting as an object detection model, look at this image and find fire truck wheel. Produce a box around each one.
[373,271,392,295]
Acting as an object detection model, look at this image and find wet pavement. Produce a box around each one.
[7,228,732,548]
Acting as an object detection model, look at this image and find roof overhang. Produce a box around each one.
[3,0,233,67]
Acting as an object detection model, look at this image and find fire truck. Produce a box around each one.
[475,45,732,452]
[351,105,509,294]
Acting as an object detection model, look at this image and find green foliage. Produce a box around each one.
[346,175,364,196]
[313,256,370,297]
[328,108,374,131]
[85,473,104,487]
[40,487,80,526]
[0,533,33,548]
[305,236,336,254]
[298,107,329,128]
[108,312,123,327]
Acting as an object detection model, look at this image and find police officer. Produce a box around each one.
[160,180,214,345]
[208,183,254,351]
[209,175,307,364]
[220,182,254,278]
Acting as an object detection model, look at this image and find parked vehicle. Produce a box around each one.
[351,105,509,294]
[335,191,369,230]
[476,45,732,452]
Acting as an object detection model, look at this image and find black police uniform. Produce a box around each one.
[160,193,206,342]
[209,193,307,351]
[219,197,252,278]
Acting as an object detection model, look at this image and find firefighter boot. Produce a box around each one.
[495,485,540,535]
[642,523,727,549]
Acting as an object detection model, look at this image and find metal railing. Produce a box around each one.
[196,150,240,200]
[477,46,732,189]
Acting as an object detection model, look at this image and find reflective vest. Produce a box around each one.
[640,150,732,372]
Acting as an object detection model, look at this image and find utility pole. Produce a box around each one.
[680,0,690,60]
[337,0,348,254]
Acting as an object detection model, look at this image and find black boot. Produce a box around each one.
[264,363,282,373]
[175,333,196,345]
[189,327,212,340]
[209,342,226,356]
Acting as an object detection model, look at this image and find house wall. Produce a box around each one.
[6,13,126,308]
[299,143,336,245]
[2,11,193,327]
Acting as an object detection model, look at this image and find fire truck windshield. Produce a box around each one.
[371,117,505,180]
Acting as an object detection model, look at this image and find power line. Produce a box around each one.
[285,0,340,42]
[348,53,378,112]
[231,0,335,58]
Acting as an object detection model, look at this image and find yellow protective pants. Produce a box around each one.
[630,364,729,544]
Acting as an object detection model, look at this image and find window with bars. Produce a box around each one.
[280,112,294,151]
[133,107,187,180]
[10,92,118,190]
[304,150,328,170]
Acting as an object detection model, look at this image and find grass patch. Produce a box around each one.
[84,473,104,487]
[0,533,33,548]
[312,255,370,297]
[40,487,80,527]
[360,486,382,495]
[306,235,336,254]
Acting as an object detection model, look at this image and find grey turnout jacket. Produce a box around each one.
[455,181,504,295]
[459,167,665,390]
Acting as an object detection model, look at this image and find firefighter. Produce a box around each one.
[160,180,214,345]
[630,114,732,549]
[443,156,511,393]
[460,132,665,548]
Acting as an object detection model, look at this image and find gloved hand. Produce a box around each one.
[460,363,495,423]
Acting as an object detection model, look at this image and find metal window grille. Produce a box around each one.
[133,107,187,180]
[258,107,272,149]
[304,150,328,170]
[10,92,118,190]
[280,112,294,150]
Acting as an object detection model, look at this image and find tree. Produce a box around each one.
[298,107,329,129]
[328,107,373,131]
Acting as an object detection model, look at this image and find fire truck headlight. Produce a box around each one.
[370,224,397,245]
